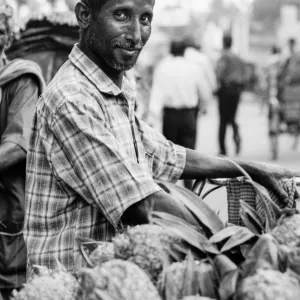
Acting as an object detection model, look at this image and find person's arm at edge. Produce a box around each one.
[0,142,25,172]
[181,148,300,202]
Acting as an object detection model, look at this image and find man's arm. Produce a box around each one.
[0,142,25,172]
[181,148,300,202]
[0,74,40,171]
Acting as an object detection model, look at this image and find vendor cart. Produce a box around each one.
[6,12,79,84]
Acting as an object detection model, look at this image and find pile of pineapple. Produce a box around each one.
[12,180,300,300]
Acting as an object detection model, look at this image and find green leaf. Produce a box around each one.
[151,211,199,232]
[240,200,265,232]
[181,252,200,298]
[218,270,240,300]
[213,255,238,280]
[152,213,220,255]
[240,234,280,277]
[197,261,219,299]
[245,179,277,230]
[157,181,224,236]
[240,201,265,235]
[221,227,256,253]
[209,226,242,244]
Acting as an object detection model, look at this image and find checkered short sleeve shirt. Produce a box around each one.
[24,45,186,276]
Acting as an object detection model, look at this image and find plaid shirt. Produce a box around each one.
[24,45,186,276]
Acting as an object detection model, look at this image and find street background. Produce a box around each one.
[196,92,300,222]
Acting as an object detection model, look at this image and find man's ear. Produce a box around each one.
[75,1,92,29]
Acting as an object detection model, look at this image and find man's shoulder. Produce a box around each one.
[0,58,45,90]
[42,60,101,113]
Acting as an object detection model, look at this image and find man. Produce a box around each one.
[24,0,299,278]
[216,34,246,156]
[184,41,217,101]
[148,39,210,189]
[0,2,45,299]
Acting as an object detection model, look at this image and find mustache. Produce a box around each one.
[112,41,144,50]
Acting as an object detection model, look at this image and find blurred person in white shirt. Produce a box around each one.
[148,39,211,189]
[184,41,217,99]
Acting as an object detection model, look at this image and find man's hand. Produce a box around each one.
[181,149,300,205]
[239,161,300,204]
[121,190,200,227]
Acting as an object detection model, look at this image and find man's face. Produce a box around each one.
[86,0,155,71]
[0,17,9,54]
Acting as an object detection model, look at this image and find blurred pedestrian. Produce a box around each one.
[184,41,217,100]
[148,40,210,189]
[0,2,45,299]
[216,34,246,156]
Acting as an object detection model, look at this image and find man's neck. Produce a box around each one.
[78,42,124,89]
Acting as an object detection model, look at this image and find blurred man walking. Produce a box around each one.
[216,35,246,156]
[149,40,210,189]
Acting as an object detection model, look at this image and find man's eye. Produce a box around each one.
[115,11,127,21]
[140,15,151,25]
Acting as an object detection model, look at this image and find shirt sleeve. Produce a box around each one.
[137,118,186,182]
[1,75,39,151]
[49,100,162,229]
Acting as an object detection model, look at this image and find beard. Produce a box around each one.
[104,58,135,71]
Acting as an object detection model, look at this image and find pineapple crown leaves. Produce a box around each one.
[158,252,201,300]
[196,261,219,299]
[152,212,220,256]
[239,200,265,235]
[220,227,257,253]
[239,234,281,278]
[221,156,299,232]
[218,269,239,300]
[156,181,224,237]
[77,237,113,268]
[211,255,239,300]
[213,255,238,281]
[209,225,257,254]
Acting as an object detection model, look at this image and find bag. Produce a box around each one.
[218,52,246,90]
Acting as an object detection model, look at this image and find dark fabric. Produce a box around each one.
[0,75,39,224]
[0,222,26,291]
[0,61,43,290]
[217,88,241,155]
[163,107,198,150]
[218,52,246,88]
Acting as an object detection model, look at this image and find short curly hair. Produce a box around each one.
[81,0,108,13]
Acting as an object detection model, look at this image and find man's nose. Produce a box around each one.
[125,18,142,45]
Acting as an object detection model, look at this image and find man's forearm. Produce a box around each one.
[0,142,26,172]
[181,148,300,180]
[181,149,242,180]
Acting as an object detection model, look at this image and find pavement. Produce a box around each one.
[193,92,300,222]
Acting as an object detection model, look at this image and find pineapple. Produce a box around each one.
[12,268,79,300]
[271,214,300,247]
[157,253,218,300]
[113,225,186,283]
[77,259,161,300]
[237,269,300,300]
[89,242,115,265]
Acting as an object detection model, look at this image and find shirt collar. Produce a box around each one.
[69,44,136,98]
